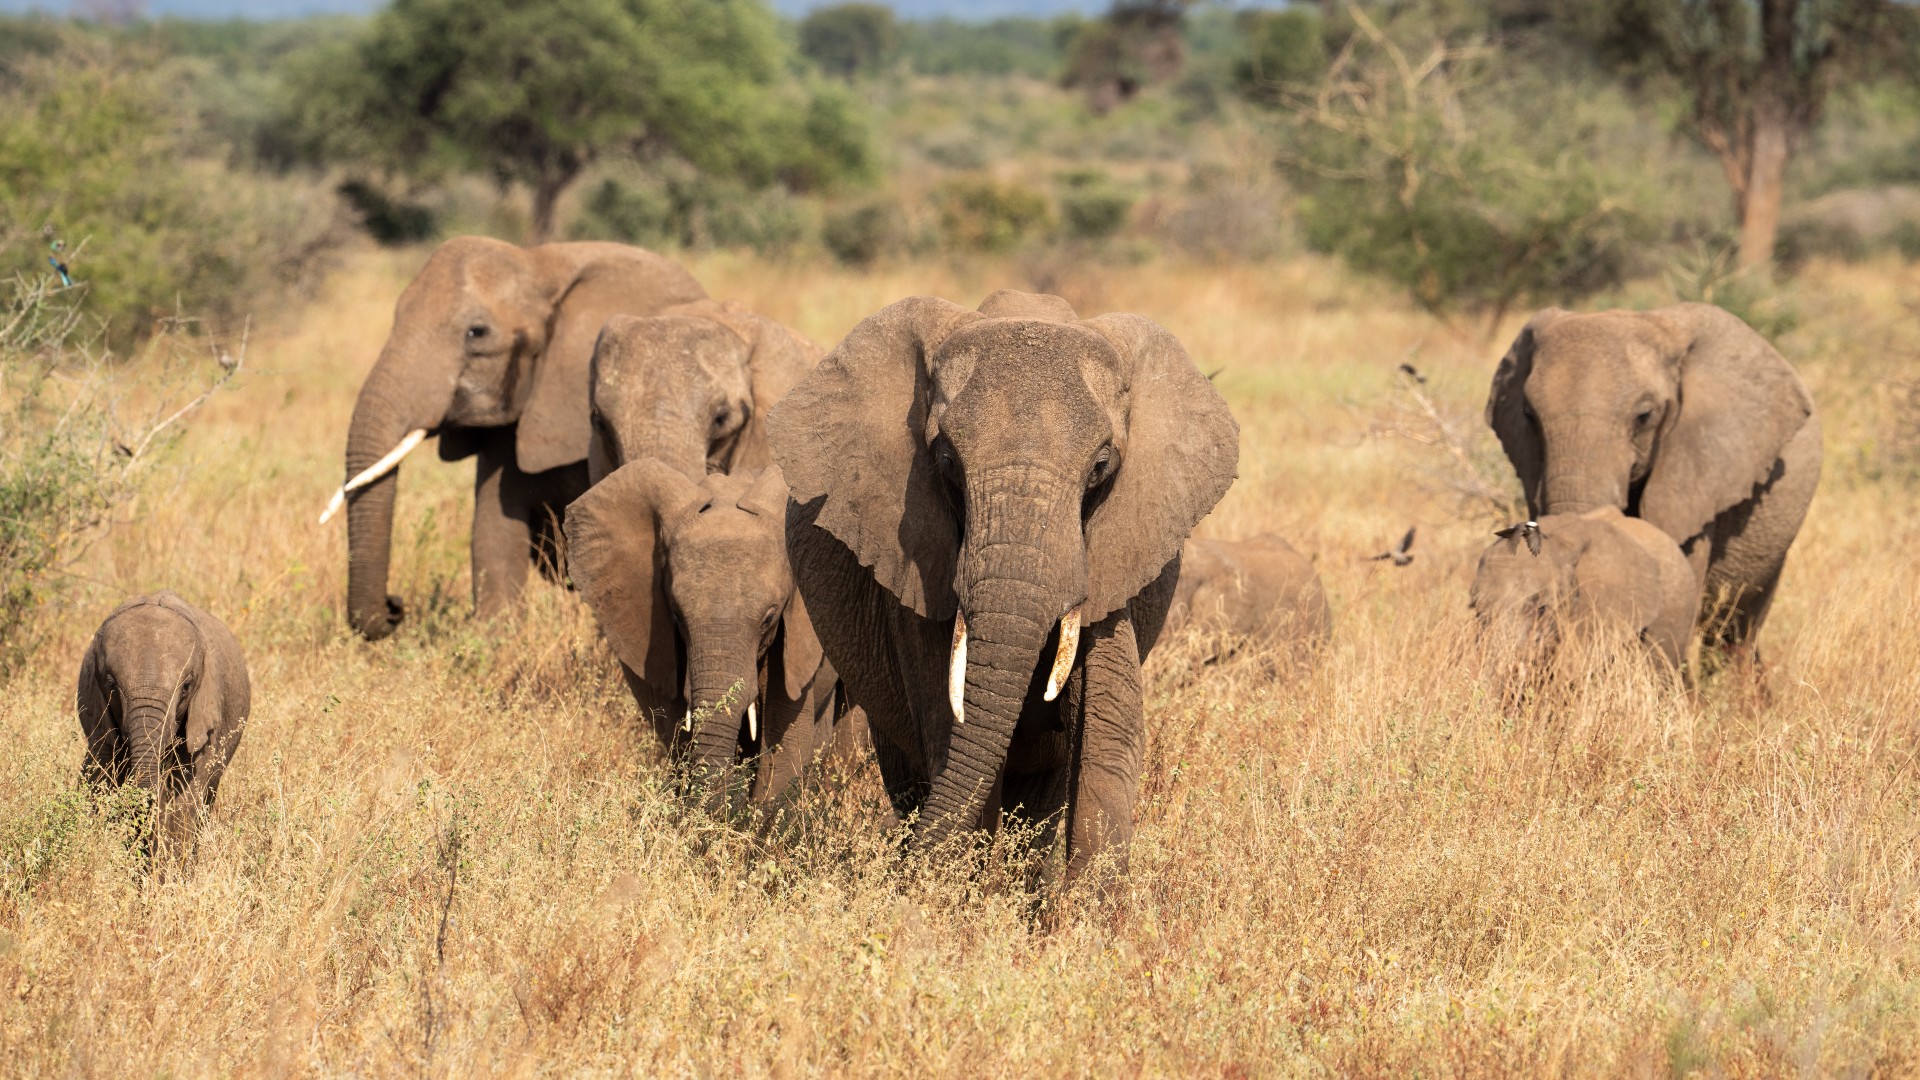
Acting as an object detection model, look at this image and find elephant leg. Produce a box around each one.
[472,436,534,620]
[1063,612,1145,886]
[531,462,590,586]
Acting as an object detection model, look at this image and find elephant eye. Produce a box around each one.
[1634,409,1654,429]
[466,325,488,340]
[1086,444,1116,489]
[932,437,961,487]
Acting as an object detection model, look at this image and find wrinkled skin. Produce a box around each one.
[1162,534,1331,671]
[76,591,251,860]
[1471,508,1700,683]
[586,300,821,485]
[1487,303,1820,664]
[342,236,706,640]
[564,462,843,811]
[768,290,1239,883]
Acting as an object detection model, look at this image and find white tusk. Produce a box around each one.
[949,611,967,725]
[1043,606,1082,702]
[746,701,758,742]
[681,709,693,733]
[318,428,429,524]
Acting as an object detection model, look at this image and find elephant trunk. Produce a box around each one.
[121,688,178,846]
[685,653,756,813]
[344,335,457,640]
[1540,422,1630,516]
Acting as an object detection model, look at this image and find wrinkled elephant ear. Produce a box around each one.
[778,590,826,701]
[1079,314,1240,624]
[517,244,708,475]
[1637,303,1816,545]
[1486,309,1561,518]
[766,296,981,621]
[564,460,702,699]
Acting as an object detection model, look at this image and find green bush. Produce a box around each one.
[933,175,1053,254]
[1056,169,1135,241]
[1231,9,1328,103]
[570,171,812,255]
[823,198,908,266]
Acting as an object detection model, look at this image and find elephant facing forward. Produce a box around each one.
[77,592,251,859]
[565,462,840,809]
[1486,303,1820,664]
[336,237,706,640]
[768,290,1239,882]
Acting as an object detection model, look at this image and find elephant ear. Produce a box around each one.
[1080,313,1240,623]
[1637,303,1815,545]
[1486,309,1562,518]
[518,244,709,475]
[777,590,826,702]
[564,459,702,699]
[766,296,982,621]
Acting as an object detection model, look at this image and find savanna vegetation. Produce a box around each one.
[3,0,1920,1073]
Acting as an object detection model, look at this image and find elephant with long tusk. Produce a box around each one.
[328,236,707,641]
[768,289,1239,884]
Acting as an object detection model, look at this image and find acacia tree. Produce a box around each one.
[292,0,800,243]
[1586,0,1915,269]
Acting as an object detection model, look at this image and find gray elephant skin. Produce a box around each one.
[341,236,706,640]
[767,289,1239,881]
[564,462,840,810]
[1163,534,1331,670]
[1487,303,1820,660]
[76,591,251,856]
[1471,508,1699,678]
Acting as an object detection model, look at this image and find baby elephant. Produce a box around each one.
[1471,508,1698,677]
[77,591,251,856]
[1163,535,1332,669]
[565,461,838,810]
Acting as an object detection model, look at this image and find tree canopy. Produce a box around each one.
[288,0,870,242]
[799,3,900,80]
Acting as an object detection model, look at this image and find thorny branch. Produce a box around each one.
[1366,361,1520,522]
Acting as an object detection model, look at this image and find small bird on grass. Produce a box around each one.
[1369,526,1416,566]
[1495,520,1544,556]
[1397,362,1426,385]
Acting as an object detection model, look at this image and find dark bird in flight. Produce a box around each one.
[1369,526,1416,566]
[1397,362,1426,384]
[1495,520,1544,556]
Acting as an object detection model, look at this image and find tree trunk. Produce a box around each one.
[1738,108,1790,271]
[529,177,564,246]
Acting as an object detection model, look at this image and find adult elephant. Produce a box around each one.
[335,236,706,640]
[767,290,1239,881]
[1486,303,1820,661]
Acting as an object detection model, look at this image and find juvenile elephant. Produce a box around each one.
[336,236,706,640]
[1486,303,1820,661]
[564,461,838,808]
[586,300,822,484]
[1162,535,1331,669]
[77,592,251,856]
[767,290,1239,881]
[1471,508,1700,675]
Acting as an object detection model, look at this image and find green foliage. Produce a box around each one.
[1056,169,1135,241]
[822,197,908,266]
[933,175,1054,254]
[568,169,812,254]
[898,17,1074,79]
[1231,9,1328,103]
[799,3,900,80]
[0,46,343,345]
[282,0,869,241]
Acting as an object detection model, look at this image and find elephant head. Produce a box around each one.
[76,592,248,852]
[586,300,821,484]
[342,237,705,639]
[1471,508,1699,674]
[766,290,1238,843]
[563,461,824,801]
[1486,303,1815,548]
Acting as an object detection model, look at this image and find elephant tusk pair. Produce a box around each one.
[318,429,429,525]
[945,605,1083,725]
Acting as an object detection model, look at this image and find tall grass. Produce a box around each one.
[1,249,1917,1074]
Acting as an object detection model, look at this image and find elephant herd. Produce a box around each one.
[75,236,1820,876]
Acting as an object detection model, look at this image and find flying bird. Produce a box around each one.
[1369,526,1416,566]
[1397,362,1426,384]
[1495,520,1544,556]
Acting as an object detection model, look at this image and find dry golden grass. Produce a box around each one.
[3,246,1919,1076]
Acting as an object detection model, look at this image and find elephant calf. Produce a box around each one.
[565,462,841,809]
[1471,508,1699,680]
[77,591,251,857]
[1162,535,1331,670]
